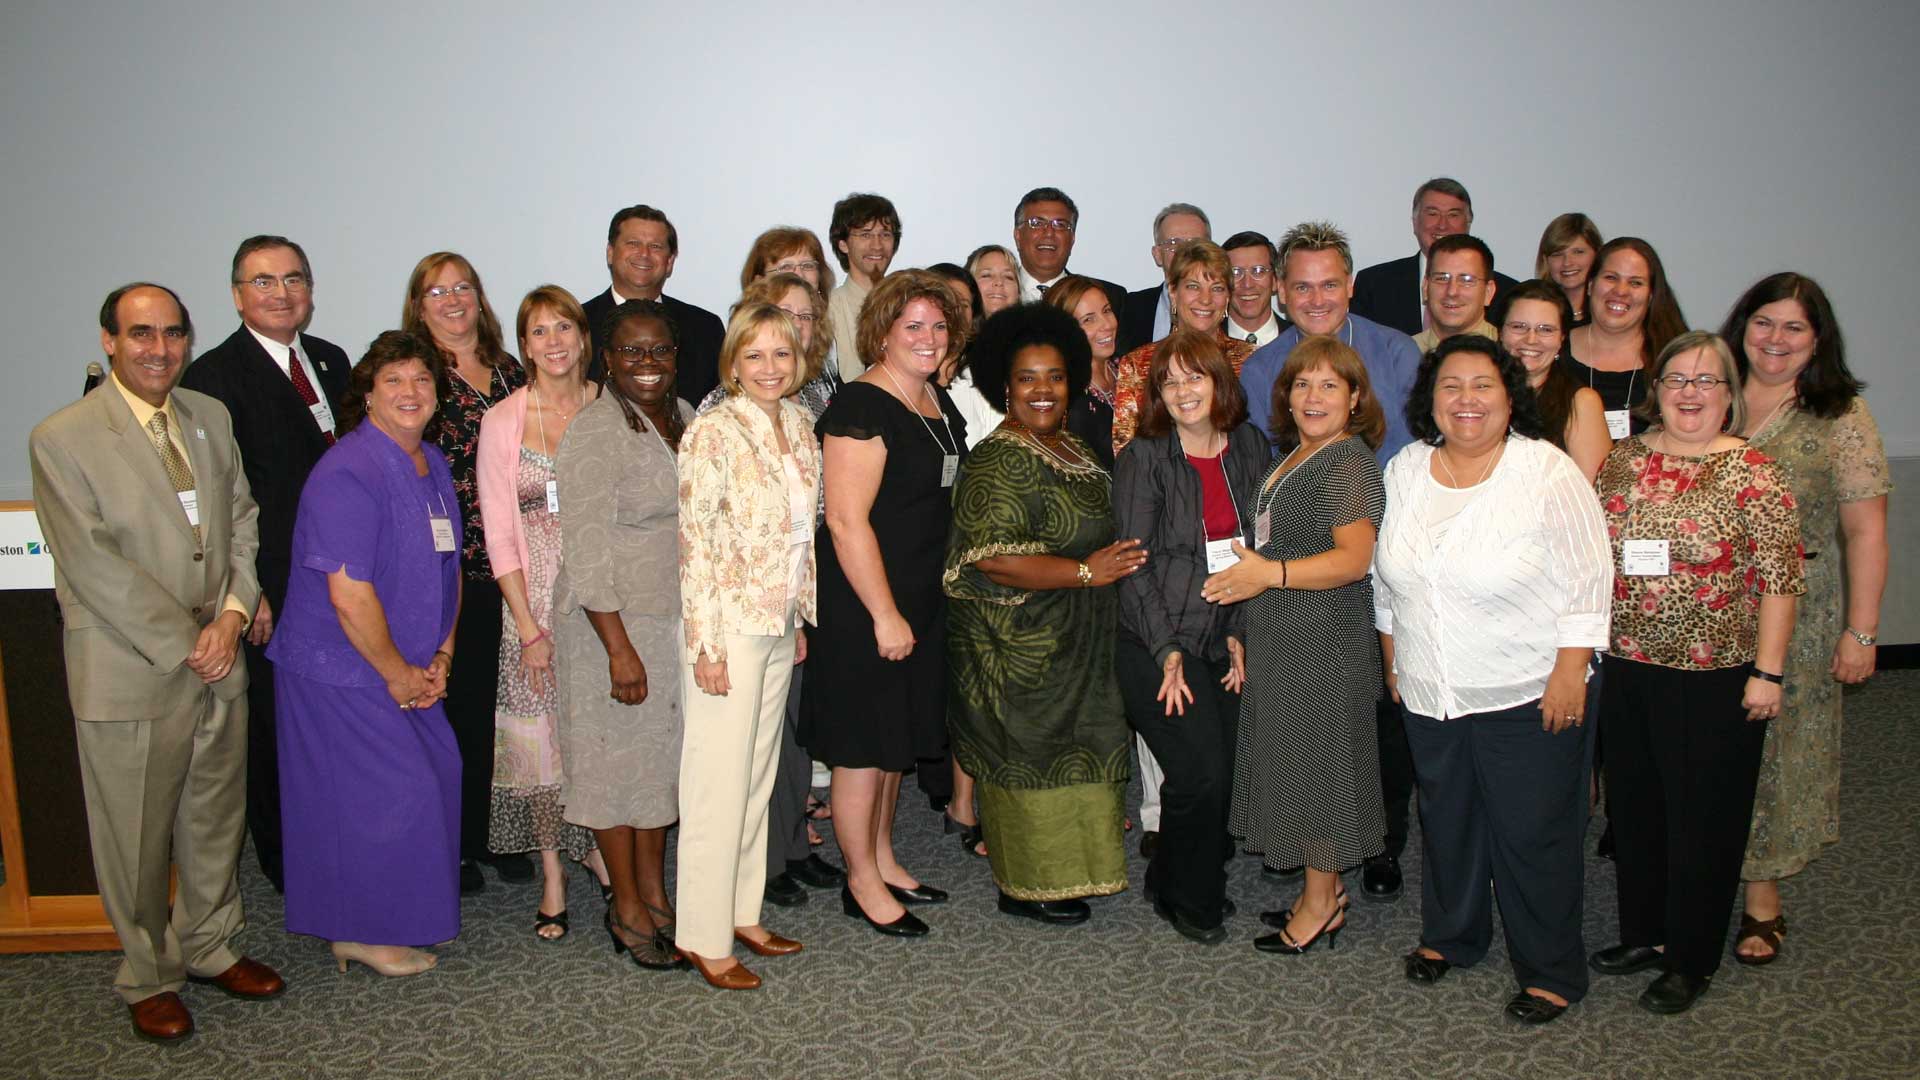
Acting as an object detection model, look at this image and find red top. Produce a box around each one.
[1187,449,1239,541]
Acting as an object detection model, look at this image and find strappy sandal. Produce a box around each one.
[1734,912,1785,966]
[534,908,569,941]
[643,900,676,941]
[805,794,832,821]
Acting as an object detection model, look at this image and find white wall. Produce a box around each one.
[5,2,1916,604]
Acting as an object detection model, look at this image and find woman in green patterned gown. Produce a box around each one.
[944,303,1149,926]
[1722,273,1891,965]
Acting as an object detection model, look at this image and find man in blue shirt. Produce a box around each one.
[1240,221,1421,465]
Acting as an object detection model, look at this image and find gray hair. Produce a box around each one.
[1152,202,1211,241]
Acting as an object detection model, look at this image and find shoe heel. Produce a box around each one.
[1326,927,1341,950]
[840,886,861,918]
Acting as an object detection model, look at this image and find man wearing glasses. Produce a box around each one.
[1411,234,1500,353]
[1012,187,1128,319]
[1221,231,1287,350]
[583,204,725,406]
[1114,203,1212,357]
[180,235,348,895]
[826,192,902,380]
[1352,178,1516,336]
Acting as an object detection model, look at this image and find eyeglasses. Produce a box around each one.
[778,308,817,324]
[1230,265,1272,281]
[423,283,476,301]
[1155,236,1204,251]
[770,260,820,276]
[237,273,311,293]
[849,228,895,242]
[1020,216,1075,232]
[1425,271,1484,288]
[610,343,679,362]
[1656,373,1728,391]
[1162,370,1208,388]
[1502,321,1561,338]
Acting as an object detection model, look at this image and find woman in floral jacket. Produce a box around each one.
[674,303,821,991]
[1587,331,1803,1016]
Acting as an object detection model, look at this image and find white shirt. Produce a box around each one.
[1225,309,1283,349]
[245,324,334,435]
[1018,265,1066,304]
[945,368,1002,450]
[1373,438,1612,720]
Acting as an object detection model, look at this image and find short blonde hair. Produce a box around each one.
[718,302,807,398]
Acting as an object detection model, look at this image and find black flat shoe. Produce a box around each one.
[485,852,536,884]
[459,860,485,895]
[1360,855,1402,902]
[841,886,930,937]
[1638,970,1710,1014]
[1504,990,1570,1025]
[1139,831,1160,859]
[997,892,1091,926]
[1403,950,1451,984]
[1150,894,1225,945]
[1590,943,1666,975]
[887,882,949,905]
[787,854,846,889]
[763,872,808,908]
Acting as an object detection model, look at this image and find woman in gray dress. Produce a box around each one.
[554,300,692,970]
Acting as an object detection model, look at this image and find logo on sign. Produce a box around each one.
[27,541,43,555]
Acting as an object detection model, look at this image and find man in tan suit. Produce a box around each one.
[29,283,285,1043]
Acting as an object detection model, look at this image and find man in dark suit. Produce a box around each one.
[581,204,724,405]
[31,283,285,1043]
[1221,230,1289,349]
[1011,186,1129,326]
[1117,202,1211,357]
[179,235,348,895]
[1351,177,1517,336]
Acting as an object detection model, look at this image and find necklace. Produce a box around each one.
[1004,419,1103,477]
[1434,439,1503,489]
[1265,432,1346,494]
[1744,387,1797,439]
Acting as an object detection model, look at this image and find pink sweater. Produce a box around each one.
[475,386,534,581]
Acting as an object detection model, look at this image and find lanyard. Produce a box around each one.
[879,364,959,456]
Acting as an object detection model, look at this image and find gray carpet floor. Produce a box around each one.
[3,671,1917,1080]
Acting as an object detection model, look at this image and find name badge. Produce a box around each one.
[545,479,560,514]
[430,515,457,552]
[310,399,336,435]
[1205,538,1240,574]
[1254,510,1272,550]
[787,515,810,546]
[1605,408,1632,440]
[177,489,200,528]
[1622,539,1670,576]
[940,454,959,488]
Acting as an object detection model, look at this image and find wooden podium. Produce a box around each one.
[0,501,117,951]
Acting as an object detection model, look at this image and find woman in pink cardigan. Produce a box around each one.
[477,285,602,939]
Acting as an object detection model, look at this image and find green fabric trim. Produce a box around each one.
[978,780,1128,901]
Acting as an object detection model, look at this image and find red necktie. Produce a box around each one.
[287,346,335,445]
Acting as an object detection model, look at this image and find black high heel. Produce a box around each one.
[1259,887,1349,929]
[841,886,930,937]
[1254,904,1345,954]
[943,810,988,858]
[606,910,687,970]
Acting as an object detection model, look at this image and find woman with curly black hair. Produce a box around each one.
[1374,335,1613,1025]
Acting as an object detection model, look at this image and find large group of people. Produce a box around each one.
[30,177,1890,1042]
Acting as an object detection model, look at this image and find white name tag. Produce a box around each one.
[1205,538,1240,574]
[1605,408,1632,440]
[1254,510,1272,550]
[430,515,456,553]
[1622,538,1670,576]
[787,515,811,546]
[177,489,200,528]
[940,454,959,488]
[545,479,560,514]
[310,399,335,435]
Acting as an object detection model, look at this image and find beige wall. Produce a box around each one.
[1879,458,1920,646]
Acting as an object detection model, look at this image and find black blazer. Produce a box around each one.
[580,288,725,407]
[1351,252,1519,337]
[1118,284,1163,358]
[177,325,349,612]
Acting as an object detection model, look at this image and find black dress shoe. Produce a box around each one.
[1360,855,1402,901]
[763,872,807,908]
[1139,831,1160,859]
[1262,864,1304,879]
[1404,950,1452,984]
[887,882,949,905]
[1504,990,1570,1025]
[927,793,951,814]
[459,859,485,895]
[787,854,845,888]
[484,852,536,883]
[997,892,1091,926]
[1638,970,1710,1014]
[840,887,930,937]
[1150,894,1226,945]
[1590,943,1666,975]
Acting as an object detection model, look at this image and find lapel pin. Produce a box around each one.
[195,427,207,440]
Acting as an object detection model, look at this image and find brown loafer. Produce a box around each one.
[734,929,804,957]
[686,952,762,990]
[129,992,193,1043]
[189,957,287,999]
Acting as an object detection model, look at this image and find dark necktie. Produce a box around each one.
[286,346,335,445]
[1246,332,1259,344]
[1037,283,1050,294]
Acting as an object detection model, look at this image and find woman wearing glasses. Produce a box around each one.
[1110,242,1258,452]
[1495,280,1611,481]
[1588,332,1802,1015]
[410,252,530,894]
[739,227,835,297]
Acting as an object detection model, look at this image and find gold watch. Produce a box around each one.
[1077,562,1093,587]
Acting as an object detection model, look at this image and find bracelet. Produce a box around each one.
[1845,627,1877,647]
[1749,666,1784,684]
[1076,561,1093,587]
[520,629,549,649]
[1280,559,1289,590]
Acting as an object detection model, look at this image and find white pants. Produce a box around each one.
[673,629,796,960]
[1136,734,1165,832]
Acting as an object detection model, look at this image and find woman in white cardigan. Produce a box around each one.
[675,303,821,990]
[1374,336,1612,1026]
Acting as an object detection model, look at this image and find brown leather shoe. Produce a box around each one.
[129,992,193,1043]
[734,929,804,957]
[189,957,287,999]
[686,951,762,990]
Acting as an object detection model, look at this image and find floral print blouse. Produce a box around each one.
[427,359,526,581]
[1110,333,1255,454]
[1596,437,1805,670]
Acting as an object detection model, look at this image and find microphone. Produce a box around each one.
[83,361,104,395]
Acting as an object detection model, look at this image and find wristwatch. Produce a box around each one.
[1750,667,1785,685]
[1846,627,1877,647]
[1076,562,1093,587]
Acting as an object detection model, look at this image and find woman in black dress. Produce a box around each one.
[802,269,971,937]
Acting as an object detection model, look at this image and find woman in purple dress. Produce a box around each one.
[271,330,462,977]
